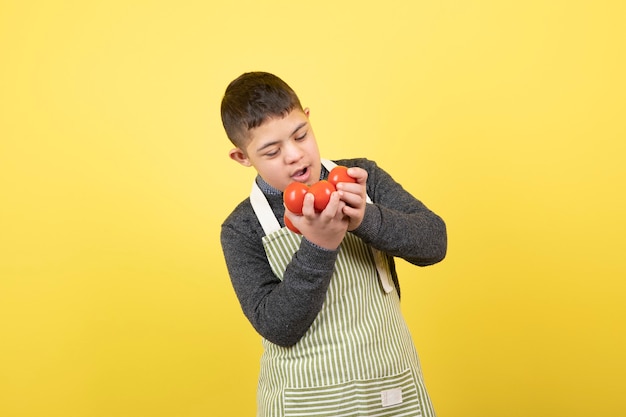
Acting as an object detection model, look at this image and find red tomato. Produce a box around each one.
[284,214,301,234]
[309,180,336,212]
[283,182,309,214]
[328,165,356,188]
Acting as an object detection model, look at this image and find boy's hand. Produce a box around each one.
[335,167,368,231]
[286,192,349,250]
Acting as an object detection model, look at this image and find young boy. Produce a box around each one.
[220,71,447,417]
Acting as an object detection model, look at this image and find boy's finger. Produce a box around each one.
[346,167,368,184]
[337,191,357,208]
[301,193,316,217]
[318,192,338,216]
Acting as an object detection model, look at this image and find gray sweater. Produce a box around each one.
[220,158,447,347]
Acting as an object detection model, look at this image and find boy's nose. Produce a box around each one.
[284,143,304,163]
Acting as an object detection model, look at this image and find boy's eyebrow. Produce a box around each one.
[255,121,308,153]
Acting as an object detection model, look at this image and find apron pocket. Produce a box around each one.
[283,368,422,417]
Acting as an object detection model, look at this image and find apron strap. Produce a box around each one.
[250,181,282,235]
[250,159,395,293]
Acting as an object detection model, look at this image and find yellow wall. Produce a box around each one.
[1,1,624,416]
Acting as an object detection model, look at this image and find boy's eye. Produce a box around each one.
[296,131,307,140]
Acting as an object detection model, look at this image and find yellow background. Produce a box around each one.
[1,1,624,416]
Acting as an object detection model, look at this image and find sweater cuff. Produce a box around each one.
[296,238,339,273]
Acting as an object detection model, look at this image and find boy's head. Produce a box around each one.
[221,72,304,149]
[220,72,322,192]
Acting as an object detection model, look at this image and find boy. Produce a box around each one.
[220,72,446,417]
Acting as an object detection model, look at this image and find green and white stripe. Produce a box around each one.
[258,229,436,417]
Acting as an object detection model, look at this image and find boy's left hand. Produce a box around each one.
[335,167,368,231]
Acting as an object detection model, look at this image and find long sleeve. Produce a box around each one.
[346,158,447,266]
[220,195,339,347]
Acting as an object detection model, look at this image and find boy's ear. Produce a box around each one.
[304,107,310,117]
[229,148,252,167]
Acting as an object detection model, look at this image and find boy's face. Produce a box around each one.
[229,108,322,192]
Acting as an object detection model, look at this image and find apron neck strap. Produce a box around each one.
[250,181,281,236]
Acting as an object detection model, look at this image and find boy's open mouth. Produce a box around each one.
[292,167,308,181]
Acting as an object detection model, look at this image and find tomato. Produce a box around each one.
[309,180,336,212]
[328,165,356,188]
[283,182,309,214]
[283,178,336,218]
[284,214,301,234]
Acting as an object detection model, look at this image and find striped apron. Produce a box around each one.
[249,160,436,417]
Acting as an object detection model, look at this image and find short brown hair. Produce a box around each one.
[220,72,303,148]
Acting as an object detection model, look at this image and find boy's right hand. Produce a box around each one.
[286,191,349,250]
